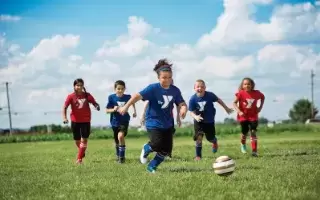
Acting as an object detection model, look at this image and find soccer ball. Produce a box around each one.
[213,155,235,176]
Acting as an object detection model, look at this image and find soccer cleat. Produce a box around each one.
[147,166,156,173]
[140,144,150,164]
[212,142,218,153]
[252,152,258,157]
[194,156,201,161]
[118,157,125,163]
[241,144,247,154]
[76,159,82,164]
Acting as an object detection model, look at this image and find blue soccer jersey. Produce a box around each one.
[188,91,219,123]
[106,94,131,127]
[139,83,185,129]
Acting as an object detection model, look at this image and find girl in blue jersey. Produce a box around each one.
[189,79,233,160]
[106,80,137,163]
[118,59,188,173]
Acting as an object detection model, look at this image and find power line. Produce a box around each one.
[6,82,13,135]
[311,70,315,119]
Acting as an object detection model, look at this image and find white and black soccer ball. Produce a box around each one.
[213,156,235,176]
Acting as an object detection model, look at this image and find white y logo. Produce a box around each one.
[161,95,173,109]
[246,98,255,108]
[77,98,86,109]
[197,101,206,111]
[117,101,126,107]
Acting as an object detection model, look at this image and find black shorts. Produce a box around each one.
[112,122,129,144]
[71,122,91,140]
[193,121,216,141]
[147,127,175,156]
[240,120,258,135]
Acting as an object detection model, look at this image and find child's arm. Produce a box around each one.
[217,98,233,114]
[258,92,265,113]
[233,96,243,115]
[132,103,137,117]
[140,101,149,125]
[119,94,143,115]
[62,96,70,123]
[106,107,118,113]
[88,93,100,111]
[177,102,188,119]
[176,105,181,127]
[190,111,203,122]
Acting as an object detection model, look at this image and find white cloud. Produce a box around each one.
[1,1,320,128]
[0,14,21,22]
[96,16,159,58]
[197,1,320,51]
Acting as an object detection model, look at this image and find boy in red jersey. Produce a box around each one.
[62,78,100,164]
[233,77,265,157]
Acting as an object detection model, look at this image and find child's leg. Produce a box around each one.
[117,124,128,163]
[140,130,153,164]
[112,127,120,159]
[249,121,259,156]
[240,121,249,153]
[204,123,218,153]
[147,129,171,173]
[71,122,81,159]
[77,122,91,162]
[193,121,203,160]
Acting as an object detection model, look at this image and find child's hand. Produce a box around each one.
[140,118,145,126]
[238,111,244,116]
[225,107,234,114]
[63,118,69,124]
[179,106,187,119]
[133,112,137,118]
[118,106,128,115]
[113,106,119,112]
[194,115,203,122]
[177,117,181,127]
[95,104,100,111]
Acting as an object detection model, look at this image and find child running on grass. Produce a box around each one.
[106,80,137,163]
[118,58,188,173]
[233,77,265,157]
[188,79,233,160]
[62,78,100,164]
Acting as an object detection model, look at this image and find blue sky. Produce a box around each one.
[0,0,319,128]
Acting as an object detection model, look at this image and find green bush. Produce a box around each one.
[0,124,319,144]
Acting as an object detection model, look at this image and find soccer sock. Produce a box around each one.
[211,137,218,150]
[78,141,87,160]
[75,140,80,148]
[196,142,202,157]
[241,134,246,145]
[250,135,257,152]
[148,153,165,169]
[115,144,119,157]
[119,145,126,158]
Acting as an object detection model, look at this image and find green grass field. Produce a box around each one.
[1,132,320,200]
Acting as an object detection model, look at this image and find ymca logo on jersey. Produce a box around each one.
[158,95,173,109]
[117,101,126,107]
[197,101,206,111]
[244,98,255,108]
[77,98,86,109]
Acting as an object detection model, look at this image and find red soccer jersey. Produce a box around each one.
[235,90,265,122]
[64,92,97,123]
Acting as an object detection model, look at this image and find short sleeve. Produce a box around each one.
[235,91,242,99]
[87,93,97,105]
[139,84,154,101]
[210,92,219,102]
[106,95,114,108]
[257,90,265,99]
[174,88,185,106]
[64,95,72,108]
[188,96,196,111]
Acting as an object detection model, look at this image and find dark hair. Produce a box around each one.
[114,80,126,89]
[153,58,172,76]
[238,77,255,91]
[73,78,88,99]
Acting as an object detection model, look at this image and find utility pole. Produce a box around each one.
[5,82,13,135]
[311,70,315,119]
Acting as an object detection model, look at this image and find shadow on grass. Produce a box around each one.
[166,167,212,173]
